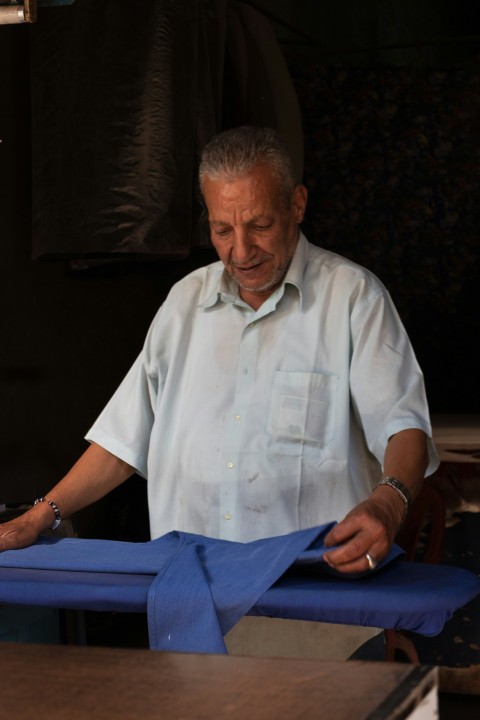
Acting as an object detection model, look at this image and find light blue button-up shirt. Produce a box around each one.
[87,234,438,542]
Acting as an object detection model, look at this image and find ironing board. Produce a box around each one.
[0,524,479,654]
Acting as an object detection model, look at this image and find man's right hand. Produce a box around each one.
[0,507,48,552]
[0,443,135,553]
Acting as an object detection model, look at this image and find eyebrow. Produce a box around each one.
[209,215,273,226]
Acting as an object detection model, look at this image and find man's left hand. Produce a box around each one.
[321,492,405,574]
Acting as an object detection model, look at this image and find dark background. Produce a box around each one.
[1,0,479,522]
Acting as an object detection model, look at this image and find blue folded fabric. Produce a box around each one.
[0,524,337,652]
[0,525,479,654]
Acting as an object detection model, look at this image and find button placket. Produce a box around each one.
[219,313,260,537]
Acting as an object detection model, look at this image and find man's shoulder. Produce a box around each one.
[304,240,383,288]
[145,258,224,340]
[165,258,224,302]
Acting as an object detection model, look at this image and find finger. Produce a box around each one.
[324,526,372,564]
[0,531,11,553]
[324,515,367,548]
[327,553,380,575]
[0,527,32,553]
[0,528,15,552]
[325,541,385,572]
[324,546,363,570]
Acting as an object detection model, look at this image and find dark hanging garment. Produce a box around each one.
[30,0,223,258]
[30,0,303,259]
[224,1,304,183]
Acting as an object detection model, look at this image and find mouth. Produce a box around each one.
[231,259,266,274]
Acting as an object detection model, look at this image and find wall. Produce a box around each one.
[0,25,215,520]
[1,1,479,519]
[264,0,480,414]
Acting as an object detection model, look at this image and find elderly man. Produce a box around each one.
[0,126,437,581]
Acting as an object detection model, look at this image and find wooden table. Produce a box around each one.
[0,642,437,720]
[431,414,480,463]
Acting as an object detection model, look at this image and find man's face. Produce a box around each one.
[202,164,307,309]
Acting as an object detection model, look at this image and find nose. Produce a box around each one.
[231,228,256,265]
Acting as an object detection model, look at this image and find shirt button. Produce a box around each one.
[226,462,234,469]
[224,513,232,520]
[235,414,241,421]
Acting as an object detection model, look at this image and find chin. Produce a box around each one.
[241,283,277,296]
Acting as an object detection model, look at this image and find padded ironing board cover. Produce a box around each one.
[0,523,479,654]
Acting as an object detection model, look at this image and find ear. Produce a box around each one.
[292,184,308,223]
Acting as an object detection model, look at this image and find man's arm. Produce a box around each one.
[322,428,429,574]
[0,443,135,552]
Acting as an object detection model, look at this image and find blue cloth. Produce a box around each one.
[0,524,333,652]
[252,562,480,636]
[0,525,479,654]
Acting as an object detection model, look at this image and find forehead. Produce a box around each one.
[203,165,285,221]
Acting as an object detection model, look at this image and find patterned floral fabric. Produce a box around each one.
[290,61,480,412]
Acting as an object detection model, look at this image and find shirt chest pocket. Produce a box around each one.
[267,370,338,451]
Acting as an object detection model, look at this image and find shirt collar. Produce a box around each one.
[198,232,309,311]
[282,231,307,309]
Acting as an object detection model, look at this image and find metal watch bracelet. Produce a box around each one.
[373,476,411,510]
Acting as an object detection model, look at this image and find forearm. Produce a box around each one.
[323,428,429,573]
[372,428,429,521]
[0,443,135,550]
[40,442,135,520]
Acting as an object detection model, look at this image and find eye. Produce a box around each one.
[212,227,231,237]
[253,223,272,232]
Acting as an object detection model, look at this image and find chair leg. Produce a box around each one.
[384,629,420,663]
